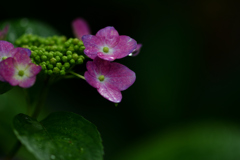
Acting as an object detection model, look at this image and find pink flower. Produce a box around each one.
[0,25,9,40]
[0,40,31,62]
[84,57,136,103]
[82,26,137,61]
[0,51,41,88]
[72,18,91,40]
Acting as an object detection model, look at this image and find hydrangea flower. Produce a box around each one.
[82,26,137,61]
[0,25,9,40]
[72,18,90,40]
[0,51,41,88]
[0,40,31,62]
[84,57,136,103]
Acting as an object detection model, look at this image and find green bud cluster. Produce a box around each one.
[15,34,86,76]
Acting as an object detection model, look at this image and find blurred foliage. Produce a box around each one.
[114,121,240,160]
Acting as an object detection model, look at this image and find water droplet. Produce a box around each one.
[50,155,56,159]
[128,53,133,56]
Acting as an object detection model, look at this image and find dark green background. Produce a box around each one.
[1,0,240,160]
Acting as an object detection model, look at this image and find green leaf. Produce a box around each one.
[0,81,13,95]
[13,112,104,160]
[0,18,60,44]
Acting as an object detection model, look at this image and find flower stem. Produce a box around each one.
[31,78,50,118]
[69,71,85,80]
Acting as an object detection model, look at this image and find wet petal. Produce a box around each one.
[96,26,119,48]
[13,52,32,66]
[0,58,18,86]
[107,62,136,91]
[19,76,36,88]
[72,18,91,40]
[82,35,102,59]
[97,84,122,103]
[0,40,14,61]
[131,44,142,56]
[112,36,137,59]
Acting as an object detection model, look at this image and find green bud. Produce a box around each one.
[62,56,68,62]
[47,64,54,69]
[64,42,70,47]
[41,64,47,70]
[73,38,79,45]
[55,56,61,62]
[79,46,85,51]
[78,41,84,46]
[53,67,60,74]
[74,45,79,50]
[48,70,53,75]
[68,46,74,52]
[70,59,75,64]
[60,70,66,75]
[64,62,70,69]
[50,58,57,64]
[67,55,72,60]
[48,52,53,59]
[76,58,83,64]
[35,56,40,61]
[72,53,78,60]
[41,55,48,61]
[66,50,72,55]
[56,62,62,69]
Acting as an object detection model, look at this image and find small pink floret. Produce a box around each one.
[82,26,137,61]
[84,57,136,103]
[0,52,41,88]
[72,18,91,40]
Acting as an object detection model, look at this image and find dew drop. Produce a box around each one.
[128,53,133,56]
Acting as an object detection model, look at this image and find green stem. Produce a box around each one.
[69,71,85,80]
[23,88,31,115]
[31,78,50,118]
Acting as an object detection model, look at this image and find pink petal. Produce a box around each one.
[19,76,36,88]
[96,27,120,48]
[9,47,31,58]
[0,58,18,86]
[131,44,142,56]
[106,62,136,91]
[72,18,91,40]
[97,52,115,61]
[84,71,100,89]
[97,84,122,103]
[28,63,41,77]
[113,36,137,59]
[85,58,110,82]
[0,41,14,61]
[13,52,32,66]
[82,35,102,59]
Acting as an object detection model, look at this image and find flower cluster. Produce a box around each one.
[0,41,41,88]
[15,34,86,76]
[72,18,141,103]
